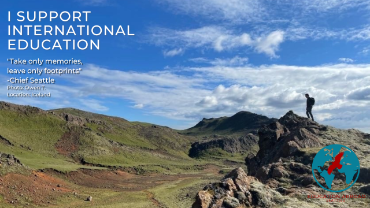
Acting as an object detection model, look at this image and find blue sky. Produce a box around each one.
[1,0,370,132]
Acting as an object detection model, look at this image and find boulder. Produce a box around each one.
[192,167,284,208]
[359,184,370,195]
[224,167,257,192]
[192,191,213,208]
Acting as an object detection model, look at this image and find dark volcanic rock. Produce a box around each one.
[359,184,370,195]
[246,111,322,177]
[189,134,258,157]
[358,167,370,183]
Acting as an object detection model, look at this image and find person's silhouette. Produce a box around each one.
[305,93,314,121]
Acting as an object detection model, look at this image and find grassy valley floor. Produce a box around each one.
[0,164,230,208]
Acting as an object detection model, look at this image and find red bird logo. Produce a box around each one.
[327,152,344,175]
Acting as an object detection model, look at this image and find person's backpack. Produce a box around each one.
[309,97,315,105]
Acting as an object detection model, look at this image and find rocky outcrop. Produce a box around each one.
[61,113,106,126]
[193,110,370,208]
[0,152,26,175]
[246,111,370,185]
[192,168,285,208]
[189,134,258,157]
[0,153,22,166]
[246,111,323,177]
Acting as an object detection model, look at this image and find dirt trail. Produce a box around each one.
[144,190,168,208]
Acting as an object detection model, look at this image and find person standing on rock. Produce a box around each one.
[305,93,315,121]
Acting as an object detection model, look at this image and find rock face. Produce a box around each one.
[192,167,285,208]
[246,111,370,184]
[193,111,370,208]
[0,153,22,166]
[189,134,258,157]
[246,111,323,177]
[0,152,26,175]
[61,113,106,126]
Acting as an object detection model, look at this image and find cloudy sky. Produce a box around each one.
[1,0,370,132]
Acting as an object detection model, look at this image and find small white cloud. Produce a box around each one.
[190,56,248,66]
[133,103,144,109]
[163,48,184,57]
[255,30,285,58]
[360,46,370,55]
[315,113,333,121]
[338,58,354,63]
[197,96,218,107]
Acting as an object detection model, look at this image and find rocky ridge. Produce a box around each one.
[193,111,370,208]
[189,134,259,158]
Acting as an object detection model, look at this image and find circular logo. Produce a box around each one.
[312,144,360,192]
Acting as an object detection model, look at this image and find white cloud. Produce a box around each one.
[338,58,354,63]
[149,24,370,58]
[133,103,144,109]
[285,25,370,41]
[148,21,370,58]
[346,86,370,100]
[149,26,285,58]
[315,113,333,121]
[197,96,218,107]
[255,30,284,58]
[163,48,183,57]
[2,63,369,132]
[360,46,370,55]
[190,56,248,66]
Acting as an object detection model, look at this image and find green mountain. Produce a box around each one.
[0,101,197,174]
[181,111,276,138]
